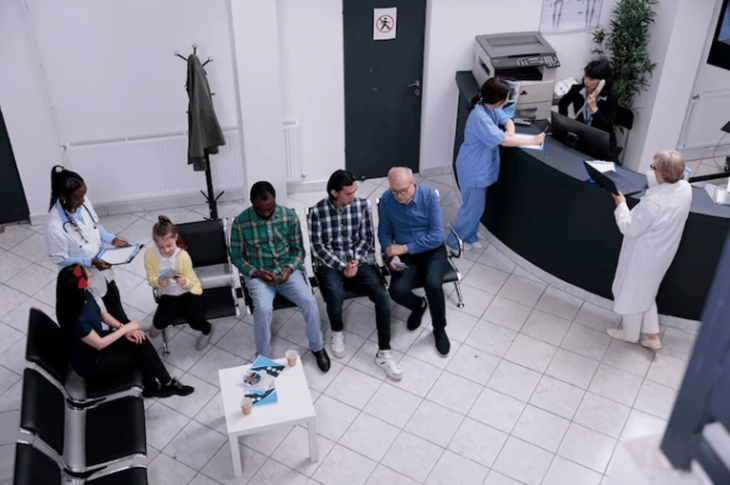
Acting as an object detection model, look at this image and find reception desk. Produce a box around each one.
[454,71,730,320]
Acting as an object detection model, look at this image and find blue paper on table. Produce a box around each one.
[237,355,285,407]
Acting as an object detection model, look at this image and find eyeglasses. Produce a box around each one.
[391,183,414,197]
[650,164,656,170]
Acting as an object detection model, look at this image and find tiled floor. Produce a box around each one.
[0,172,700,485]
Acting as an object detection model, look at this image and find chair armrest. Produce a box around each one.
[446,223,463,258]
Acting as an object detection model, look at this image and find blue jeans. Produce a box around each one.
[388,246,448,331]
[448,185,487,246]
[244,269,323,358]
[316,263,392,350]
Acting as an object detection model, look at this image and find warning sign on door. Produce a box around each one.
[373,7,397,41]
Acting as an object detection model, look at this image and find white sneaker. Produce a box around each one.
[330,331,346,358]
[375,350,403,380]
[606,327,638,344]
[470,240,485,249]
[463,242,473,251]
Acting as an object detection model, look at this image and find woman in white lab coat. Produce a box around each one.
[45,165,132,323]
[607,150,692,350]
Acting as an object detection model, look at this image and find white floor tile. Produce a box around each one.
[468,388,525,433]
[560,323,612,361]
[541,455,602,485]
[497,274,546,308]
[312,394,359,442]
[404,399,464,447]
[444,343,500,386]
[425,449,489,485]
[645,353,687,390]
[482,296,533,332]
[573,392,631,439]
[487,359,542,402]
[588,363,644,407]
[633,379,678,421]
[324,366,383,410]
[250,458,309,485]
[380,431,443,483]
[339,413,400,462]
[511,404,571,452]
[534,286,584,321]
[620,409,667,442]
[146,451,199,485]
[162,419,227,470]
[389,355,442,397]
[601,339,653,377]
[450,417,508,468]
[545,349,600,389]
[557,423,617,473]
[363,382,422,428]
[529,375,585,420]
[492,436,554,485]
[271,425,334,477]
[503,334,557,373]
[520,310,572,347]
[364,464,419,485]
[466,320,517,358]
[425,370,482,415]
[312,444,377,485]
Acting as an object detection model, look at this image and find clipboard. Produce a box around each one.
[584,161,644,196]
[97,244,143,265]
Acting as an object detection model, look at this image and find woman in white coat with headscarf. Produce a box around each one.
[607,150,692,350]
[45,165,132,324]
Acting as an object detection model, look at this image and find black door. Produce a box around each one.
[0,107,29,224]
[343,1,426,178]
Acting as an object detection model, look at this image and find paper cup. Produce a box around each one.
[241,397,253,416]
[286,349,298,367]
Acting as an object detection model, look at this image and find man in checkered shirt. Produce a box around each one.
[231,181,330,372]
[309,170,403,380]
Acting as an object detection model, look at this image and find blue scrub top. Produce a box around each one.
[456,105,510,188]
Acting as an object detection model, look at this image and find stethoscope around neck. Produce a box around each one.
[61,203,99,246]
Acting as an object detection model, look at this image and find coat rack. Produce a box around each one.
[176,44,225,220]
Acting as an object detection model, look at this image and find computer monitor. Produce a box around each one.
[551,111,613,160]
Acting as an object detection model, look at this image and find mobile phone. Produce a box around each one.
[391,260,407,269]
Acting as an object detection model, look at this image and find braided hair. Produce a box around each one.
[49,166,94,242]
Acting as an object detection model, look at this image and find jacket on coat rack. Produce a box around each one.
[186,54,225,171]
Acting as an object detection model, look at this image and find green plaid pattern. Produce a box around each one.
[230,205,305,277]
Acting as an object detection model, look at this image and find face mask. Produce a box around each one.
[646,170,658,188]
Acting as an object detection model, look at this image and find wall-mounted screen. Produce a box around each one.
[708,0,730,71]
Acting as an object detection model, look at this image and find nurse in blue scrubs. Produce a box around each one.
[448,77,545,250]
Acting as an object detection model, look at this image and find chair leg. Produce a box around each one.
[161,328,170,356]
[453,281,465,308]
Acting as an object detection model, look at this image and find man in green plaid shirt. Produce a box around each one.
[230,181,330,372]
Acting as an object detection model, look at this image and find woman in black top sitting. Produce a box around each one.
[56,264,194,398]
[558,58,619,156]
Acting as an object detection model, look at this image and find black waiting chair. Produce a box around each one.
[13,442,148,485]
[19,368,147,475]
[25,308,143,407]
[153,218,240,355]
[306,201,388,303]
[376,194,465,308]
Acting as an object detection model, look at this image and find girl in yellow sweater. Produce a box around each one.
[144,216,213,350]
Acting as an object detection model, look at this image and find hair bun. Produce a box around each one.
[158,215,171,224]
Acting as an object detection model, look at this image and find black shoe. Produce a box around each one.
[142,383,161,398]
[434,329,450,357]
[313,348,331,372]
[407,297,428,331]
[159,378,195,397]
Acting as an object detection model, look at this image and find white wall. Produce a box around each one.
[625,0,720,172]
[0,0,64,222]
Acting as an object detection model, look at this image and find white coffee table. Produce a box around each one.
[218,358,318,478]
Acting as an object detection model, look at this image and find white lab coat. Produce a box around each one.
[612,180,692,315]
[45,197,115,298]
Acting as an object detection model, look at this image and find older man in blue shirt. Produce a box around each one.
[378,167,450,356]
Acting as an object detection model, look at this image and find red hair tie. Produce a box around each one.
[73,266,88,289]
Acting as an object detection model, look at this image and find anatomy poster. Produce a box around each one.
[540,0,603,33]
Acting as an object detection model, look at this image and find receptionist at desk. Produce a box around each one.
[558,58,619,156]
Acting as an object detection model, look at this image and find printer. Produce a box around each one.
[472,31,559,120]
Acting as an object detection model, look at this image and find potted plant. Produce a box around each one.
[592,0,658,111]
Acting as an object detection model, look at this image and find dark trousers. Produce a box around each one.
[102,280,130,324]
[91,338,171,390]
[316,263,392,350]
[388,246,448,331]
[153,293,211,334]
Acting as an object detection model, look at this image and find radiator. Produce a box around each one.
[679,90,730,150]
[64,128,244,205]
[283,119,303,181]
